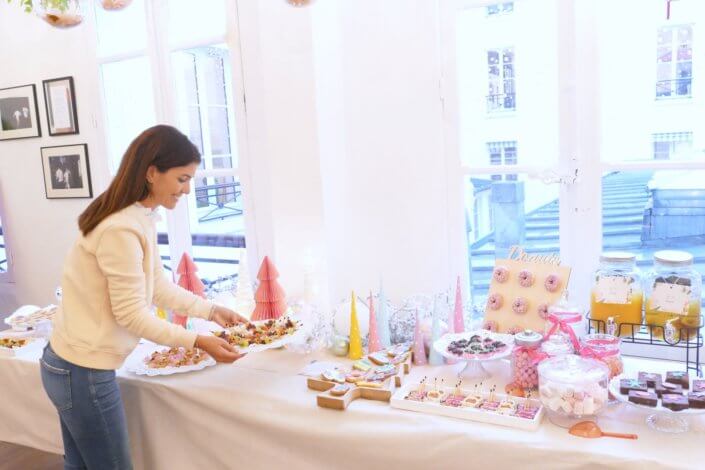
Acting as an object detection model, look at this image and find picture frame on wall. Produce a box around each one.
[0,84,42,141]
[42,76,79,136]
[41,144,93,199]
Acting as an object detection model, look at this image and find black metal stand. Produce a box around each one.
[586,314,703,378]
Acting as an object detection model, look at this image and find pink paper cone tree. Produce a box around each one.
[173,253,206,327]
[251,256,288,321]
[453,276,465,333]
[367,291,381,353]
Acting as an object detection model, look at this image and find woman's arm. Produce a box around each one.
[96,226,199,348]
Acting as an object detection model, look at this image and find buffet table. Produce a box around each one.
[1,342,704,470]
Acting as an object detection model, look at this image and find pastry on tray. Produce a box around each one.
[0,338,31,349]
[144,347,210,369]
[214,316,299,348]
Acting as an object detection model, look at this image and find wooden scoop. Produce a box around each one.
[569,421,638,440]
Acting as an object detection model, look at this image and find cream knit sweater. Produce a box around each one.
[50,204,213,370]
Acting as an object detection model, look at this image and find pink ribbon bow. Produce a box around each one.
[514,345,549,365]
[580,337,619,360]
[544,312,582,352]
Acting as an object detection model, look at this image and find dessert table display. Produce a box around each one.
[2,341,704,470]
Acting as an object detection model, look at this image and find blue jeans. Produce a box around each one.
[40,344,133,470]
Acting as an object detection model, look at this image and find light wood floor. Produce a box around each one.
[0,441,63,470]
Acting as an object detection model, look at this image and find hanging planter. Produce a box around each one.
[99,0,132,11]
[32,0,83,28]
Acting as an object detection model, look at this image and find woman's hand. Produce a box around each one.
[210,305,248,328]
[194,335,245,363]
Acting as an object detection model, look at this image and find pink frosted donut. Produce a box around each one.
[544,273,561,292]
[507,325,522,335]
[537,303,550,319]
[482,320,498,332]
[518,269,534,287]
[486,293,504,311]
[512,297,529,314]
[493,266,509,283]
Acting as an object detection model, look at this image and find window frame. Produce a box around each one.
[441,0,705,360]
[93,0,254,275]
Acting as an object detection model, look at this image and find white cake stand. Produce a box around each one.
[608,377,705,434]
[433,331,514,379]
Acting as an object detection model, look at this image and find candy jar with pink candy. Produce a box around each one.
[510,330,546,392]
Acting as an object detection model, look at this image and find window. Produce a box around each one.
[0,191,12,282]
[95,0,247,292]
[487,2,514,16]
[487,48,515,112]
[443,0,705,362]
[488,141,517,180]
[656,25,693,99]
[652,132,693,160]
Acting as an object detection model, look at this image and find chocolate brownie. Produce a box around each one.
[662,393,689,411]
[665,371,690,389]
[655,381,683,397]
[693,380,705,393]
[688,392,705,409]
[638,372,662,388]
[628,390,658,407]
[619,379,647,395]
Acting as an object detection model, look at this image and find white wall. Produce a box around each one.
[0,2,109,315]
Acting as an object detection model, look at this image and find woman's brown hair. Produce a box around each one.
[78,125,201,235]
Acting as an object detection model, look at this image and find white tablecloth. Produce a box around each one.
[1,342,704,470]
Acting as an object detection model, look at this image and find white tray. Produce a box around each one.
[4,304,56,332]
[124,347,217,377]
[0,334,46,358]
[214,316,308,353]
[390,382,544,431]
[608,377,705,416]
[433,330,514,362]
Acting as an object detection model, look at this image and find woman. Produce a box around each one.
[40,125,246,470]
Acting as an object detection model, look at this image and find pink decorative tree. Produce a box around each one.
[412,310,427,365]
[453,276,465,333]
[174,253,206,328]
[367,291,381,353]
[251,256,288,321]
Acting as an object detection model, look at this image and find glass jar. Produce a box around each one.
[590,252,643,337]
[540,334,574,357]
[644,250,702,341]
[545,292,583,352]
[510,330,544,390]
[538,355,609,426]
[580,333,623,379]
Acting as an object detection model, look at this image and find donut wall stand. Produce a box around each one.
[483,258,571,334]
[307,355,412,410]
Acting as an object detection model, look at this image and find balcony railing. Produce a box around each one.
[655,78,692,99]
[194,181,242,223]
[486,93,516,112]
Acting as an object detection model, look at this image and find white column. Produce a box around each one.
[557,0,603,309]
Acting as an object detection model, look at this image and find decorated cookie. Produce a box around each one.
[405,390,427,402]
[345,370,368,383]
[353,359,373,372]
[497,399,518,415]
[329,383,351,396]
[511,297,529,314]
[322,369,346,384]
[386,343,411,357]
[544,273,561,292]
[487,293,504,311]
[390,352,410,365]
[493,266,509,283]
[518,270,534,287]
[375,364,397,378]
[368,352,390,366]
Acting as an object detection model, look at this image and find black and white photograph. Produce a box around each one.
[0,84,41,140]
[43,76,79,136]
[40,144,92,199]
